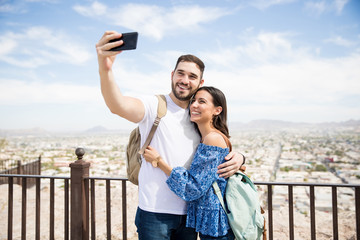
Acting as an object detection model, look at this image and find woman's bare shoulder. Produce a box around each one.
[202,132,227,149]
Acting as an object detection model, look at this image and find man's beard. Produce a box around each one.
[171,82,200,101]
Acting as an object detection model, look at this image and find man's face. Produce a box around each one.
[171,61,204,101]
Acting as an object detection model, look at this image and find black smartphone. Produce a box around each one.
[108,32,138,51]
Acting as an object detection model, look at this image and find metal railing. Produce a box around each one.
[0,148,359,240]
[0,156,41,186]
[2,174,71,240]
[254,181,360,240]
[87,176,128,240]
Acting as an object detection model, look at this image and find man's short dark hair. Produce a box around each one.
[174,54,205,79]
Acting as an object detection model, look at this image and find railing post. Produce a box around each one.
[70,148,90,240]
[8,177,13,240]
[38,155,42,175]
[310,186,316,240]
[17,160,22,185]
[122,180,127,240]
[267,185,273,240]
[356,187,360,240]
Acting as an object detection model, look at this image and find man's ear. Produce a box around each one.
[199,78,204,87]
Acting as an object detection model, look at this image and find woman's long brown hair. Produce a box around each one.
[190,86,231,149]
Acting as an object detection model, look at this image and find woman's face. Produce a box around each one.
[189,90,221,124]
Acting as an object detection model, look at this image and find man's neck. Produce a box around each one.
[169,92,189,109]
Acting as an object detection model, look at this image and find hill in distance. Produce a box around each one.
[1,119,359,137]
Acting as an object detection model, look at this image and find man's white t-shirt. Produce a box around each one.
[138,94,200,215]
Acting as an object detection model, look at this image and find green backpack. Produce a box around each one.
[213,171,266,240]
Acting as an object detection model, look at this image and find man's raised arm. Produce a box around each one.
[96,31,144,123]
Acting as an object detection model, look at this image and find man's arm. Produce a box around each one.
[217,152,245,178]
[96,31,144,123]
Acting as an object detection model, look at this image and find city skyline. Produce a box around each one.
[0,0,359,131]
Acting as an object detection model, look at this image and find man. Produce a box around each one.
[96,31,245,240]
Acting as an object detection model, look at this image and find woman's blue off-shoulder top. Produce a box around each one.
[166,143,231,237]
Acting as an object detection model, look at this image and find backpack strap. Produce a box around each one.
[213,171,251,214]
[138,95,167,155]
[212,181,228,214]
[156,95,167,118]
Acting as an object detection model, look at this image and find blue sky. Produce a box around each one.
[0,0,359,131]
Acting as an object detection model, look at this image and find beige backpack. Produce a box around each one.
[126,95,167,185]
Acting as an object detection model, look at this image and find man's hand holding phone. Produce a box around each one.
[108,32,138,51]
[96,31,138,54]
[96,31,138,71]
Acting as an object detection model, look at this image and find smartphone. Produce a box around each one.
[108,32,138,51]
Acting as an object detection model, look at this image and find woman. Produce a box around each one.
[143,86,234,240]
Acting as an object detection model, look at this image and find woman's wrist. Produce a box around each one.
[152,156,161,168]
[158,159,172,176]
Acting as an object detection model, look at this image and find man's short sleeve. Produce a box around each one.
[138,95,158,126]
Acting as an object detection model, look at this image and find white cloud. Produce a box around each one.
[305,0,349,15]
[197,31,360,122]
[202,32,309,69]
[112,58,171,96]
[0,27,92,68]
[333,0,348,14]
[229,103,360,123]
[73,2,229,40]
[25,0,59,3]
[324,35,356,47]
[205,56,360,122]
[0,4,15,12]
[0,0,58,14]
[73,1,107,16]
[0,37,17,55]
[305,1,327,15]
[250,0,296,10]
[0,79,101,105]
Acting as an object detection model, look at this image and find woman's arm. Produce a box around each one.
[143,146,172,176]
[166,150,222,201]
[144,145,223,201]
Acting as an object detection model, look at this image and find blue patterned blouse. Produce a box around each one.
[166,143,231,237]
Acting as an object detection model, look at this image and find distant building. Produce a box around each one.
[325,157,334,163]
